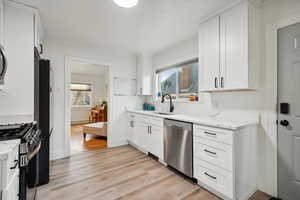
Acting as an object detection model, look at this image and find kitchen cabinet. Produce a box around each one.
[199,15,220,91]
[136,54,152,96]
[0,140,20,200]
[127,113,164,160]
[2,170,19,200]
[147,125,163,160]
[193,124,257,200]
[135,120,149,151]
[127,113,138,145]
[199,1,260,91]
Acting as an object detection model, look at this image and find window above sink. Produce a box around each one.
[155,59,199,102]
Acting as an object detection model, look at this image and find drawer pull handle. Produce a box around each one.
[204,131,217,136]
[204,149,217,155]
[10,160,18,170]
[204,172,217,180]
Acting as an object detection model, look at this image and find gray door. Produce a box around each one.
[278,22,300,200]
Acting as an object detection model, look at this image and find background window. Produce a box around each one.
[71,83,92,107]
[156,59,199,100]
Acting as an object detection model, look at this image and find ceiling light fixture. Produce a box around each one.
[113,0,138,8]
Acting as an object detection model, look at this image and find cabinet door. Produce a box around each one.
[131,120,139,145]
[136,54,152,95]
[127,118,134,143]
[149,125,163,160]
[135,121,149,151]
[199,16,220,91]
[2,170,19,200]
[220,2,248,90]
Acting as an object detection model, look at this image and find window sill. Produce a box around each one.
[154,99,204,104]
[154,93,205,104]
[71,106,92,110]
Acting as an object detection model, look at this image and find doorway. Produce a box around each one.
[66,58,109,155]
[277,22,300,200]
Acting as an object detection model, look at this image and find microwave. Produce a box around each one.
[0,44,7,86]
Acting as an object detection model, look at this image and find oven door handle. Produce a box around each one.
[28,141,41,161]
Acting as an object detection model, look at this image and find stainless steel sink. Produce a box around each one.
[155,112,175,115]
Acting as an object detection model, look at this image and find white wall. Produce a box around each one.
[71,73,106,123]
[45,38,143,160]
[148,0,300,197]
[0,2,34,118]
[258,0,300,196]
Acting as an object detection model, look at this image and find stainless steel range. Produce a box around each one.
[0,123,41,200]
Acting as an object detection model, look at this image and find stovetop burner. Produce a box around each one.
[0,123,33,141]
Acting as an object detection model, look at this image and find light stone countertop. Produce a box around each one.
[127,110,259,130]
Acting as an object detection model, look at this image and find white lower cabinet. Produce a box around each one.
[148,125,163,160]
[2,170,19,200]
[0,140,20,200]
[135,120,149,151]
[127,112,257,200]
[127,113,164,160]
[194,159,233,198]
[193,124,257,200]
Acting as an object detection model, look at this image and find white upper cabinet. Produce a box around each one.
[136,54,152,96]
[199,15,220,91]
[199,1,260,92]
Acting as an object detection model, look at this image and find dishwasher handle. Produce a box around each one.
[164,119,192,132]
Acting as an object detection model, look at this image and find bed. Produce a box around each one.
[82,122,107,140]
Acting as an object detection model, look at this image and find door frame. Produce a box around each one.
[264,12,300,196]
[64,56,111,157]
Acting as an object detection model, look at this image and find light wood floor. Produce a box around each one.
[38,145,271,200]
[71,124,107,155]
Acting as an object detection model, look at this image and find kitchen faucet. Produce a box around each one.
[161,94,174,113]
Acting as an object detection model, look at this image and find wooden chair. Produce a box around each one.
[89,105,107,123]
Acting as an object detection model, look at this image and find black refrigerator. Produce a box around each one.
[32,47,50,186]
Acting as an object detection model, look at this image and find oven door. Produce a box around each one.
[26,142,41,200]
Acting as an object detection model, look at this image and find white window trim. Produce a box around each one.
[71,82,93,108]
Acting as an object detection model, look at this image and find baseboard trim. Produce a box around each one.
[50,151,66,160]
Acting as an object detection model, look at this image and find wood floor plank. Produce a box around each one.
[38,145,271,200]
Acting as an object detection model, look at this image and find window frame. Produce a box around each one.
[70,82,93,108]
[155,59,199,102]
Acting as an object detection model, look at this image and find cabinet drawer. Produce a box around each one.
[193,125,233,145]
[136,115,148,123]
[148,117,163,127]
[136,115,163,128]
[193,136,233,171]
[194,159,233,199]
[127,113,136,120]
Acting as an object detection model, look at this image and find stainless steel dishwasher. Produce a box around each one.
[164,119,193,178]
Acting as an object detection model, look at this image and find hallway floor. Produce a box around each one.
[70,124,107,155]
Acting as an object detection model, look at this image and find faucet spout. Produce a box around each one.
[162,94,174,113]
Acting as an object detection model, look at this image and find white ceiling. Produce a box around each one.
[21,0,238,53]
[71,62,107,76]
